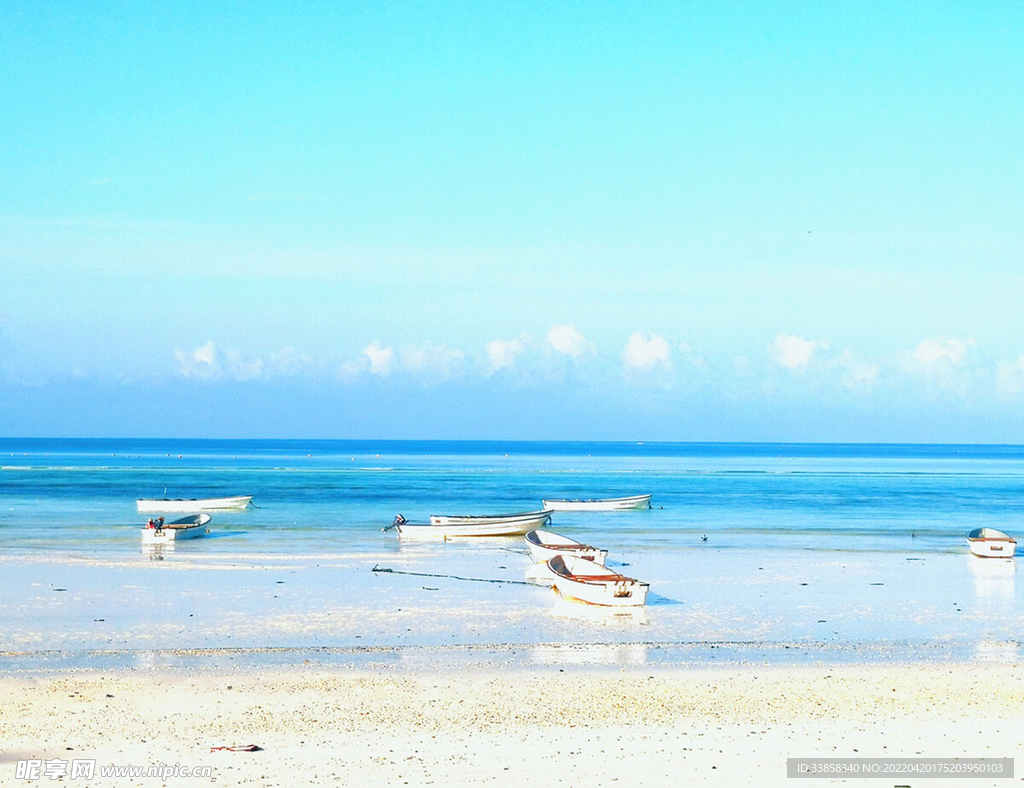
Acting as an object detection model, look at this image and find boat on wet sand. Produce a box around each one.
[541,554,649,606]
[137,495,252,513]
[525,529,608,565]
[967,528,1017,558]
[141,513,212,544]
[541,494,651,511]
[392,510,553,539]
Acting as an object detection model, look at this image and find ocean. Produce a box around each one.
[2,439,1023,672]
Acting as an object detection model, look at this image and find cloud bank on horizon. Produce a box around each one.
[162,326,1001,402]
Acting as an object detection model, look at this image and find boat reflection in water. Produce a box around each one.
[973,639,1019,663]
[531,641,649,667]
[547,595,649,625]
[970,553,1016,601]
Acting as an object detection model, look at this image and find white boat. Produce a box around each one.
[136,495,252,513]
[430,509,553,525]
[967,528,1017,558]
[141,513,212,543]
[393,510,552,539]
[541,494,652,511]
[525,529,608,565]
[541,554,649,606]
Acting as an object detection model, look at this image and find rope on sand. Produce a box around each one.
[371,565,534,586]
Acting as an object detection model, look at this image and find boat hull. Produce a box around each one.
[525,529,608,565]
[541,495,651,511]
[967,528,1017,558]
[141,513,212,543]
[398,512,552,539]
[542,555,649,606]
[137,496,252,513]
[968,539,1017,558]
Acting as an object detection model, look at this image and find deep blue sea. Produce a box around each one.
[2,439,1023,670]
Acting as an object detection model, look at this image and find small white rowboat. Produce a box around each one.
[967,528,1017,558]
[396,510,553,539]
[137,495,252,513]
[542,554,649,607]
[430,509,553,525]
[525,529,608,565]
[141,513,212,544]
[541,494,652,511]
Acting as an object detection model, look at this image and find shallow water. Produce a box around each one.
[2,439,1022,672]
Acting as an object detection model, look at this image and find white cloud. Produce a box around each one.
[223,349,264,381]
[901,337,981,402]
[836,350,880,393]
[174,341,265,381]
[912,337,975,368]
[677,341,706,368]
[363,341,395,376]
[269,346,312,376]
[485,338,524,374]
[547,324,592,357]
[175,341,219,379]
[771,333,828,370]
[623,332,671,370]
[339,358,365,379]
[996,355,1024,398]
[341,341,465,382]
[398,342,465,377]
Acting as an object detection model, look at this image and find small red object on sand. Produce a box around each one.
[210,744,263,752]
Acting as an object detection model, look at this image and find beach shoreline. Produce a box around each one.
[3,546,1020,668]
[3,440,1024,784]
[3,639,1023,680]
[2,662,1022,786]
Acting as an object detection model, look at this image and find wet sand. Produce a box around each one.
[2,547,1022,664]
[2,663,1022,787]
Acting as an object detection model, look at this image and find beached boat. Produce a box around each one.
[541,554,649,606]
[430,509,553,526]
[967,528,1017,558]
[393,510,552,539]
[541,494,651,511]
[525,529,608,565]
[141,513,212,544]
[136,495,252,513]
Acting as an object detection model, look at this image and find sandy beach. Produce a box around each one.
[2,663,1022,787]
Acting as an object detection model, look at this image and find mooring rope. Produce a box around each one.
[371,565,534,586]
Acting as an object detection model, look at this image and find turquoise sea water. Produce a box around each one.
[2,439,1023,671]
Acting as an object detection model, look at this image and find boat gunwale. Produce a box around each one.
[542,494,651,504]
[429,509,553,524]
[525,529,599,552]
[546,555,640,586]
[966,527,1016,543]
[158,513,212,530]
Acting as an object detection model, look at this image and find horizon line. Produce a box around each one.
[3,437,1024,448]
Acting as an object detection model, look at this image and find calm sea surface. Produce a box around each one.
[4,438,1024,556]
[2,439,1023,670]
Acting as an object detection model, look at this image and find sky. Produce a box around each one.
[2,1,1024,441]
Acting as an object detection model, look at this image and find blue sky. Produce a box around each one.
[2,1,1024,441]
